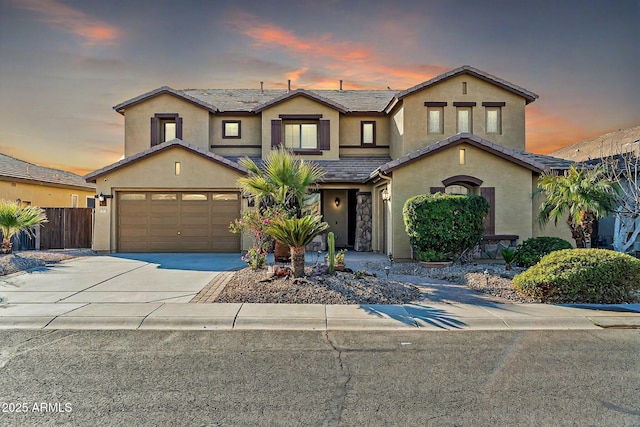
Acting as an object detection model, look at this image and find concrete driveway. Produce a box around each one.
[0,253,246,304]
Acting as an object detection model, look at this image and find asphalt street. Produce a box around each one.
[0,330,638,426]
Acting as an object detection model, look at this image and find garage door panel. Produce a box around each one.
[118,191,240,252]
[181,204,210,214]
[120,216,148,226]
[150,205,179,214]
[120,205,148,215]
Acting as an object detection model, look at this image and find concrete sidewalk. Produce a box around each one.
[0,301,638,331]
[0,252,638,331]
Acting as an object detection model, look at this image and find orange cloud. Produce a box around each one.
[526,106,605,154]
[10,0,122,45]
[226,12,447,90]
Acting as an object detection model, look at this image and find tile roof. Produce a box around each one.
[395,65,538,105]
[84,139,247,182]
[226,155,391,183]
[182,88,397,113]
[374,133,572,177]
[549,126,640,162]
[0,153,95,190]
[113,66,535,114]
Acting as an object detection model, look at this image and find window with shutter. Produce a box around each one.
[151,113,182,146]
[271,120,282,148]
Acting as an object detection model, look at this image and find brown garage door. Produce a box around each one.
[118,191,240,252]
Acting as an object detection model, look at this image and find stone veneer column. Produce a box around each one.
[354,192,372,252]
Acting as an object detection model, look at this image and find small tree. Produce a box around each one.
[267,215,329,277]
[536,165,618,248]
[403,193,489,262]
[598,149,640,253]
[0,200,47,254]
[229,207,282,270]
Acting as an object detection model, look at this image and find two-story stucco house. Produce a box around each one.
[85,65,572,259]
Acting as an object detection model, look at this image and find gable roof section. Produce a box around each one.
[393,65,539,106]
[252,89,349,113]
[549,125,640,162]
[0,153,95,190]
[113,86,219,114]
[84,139,247,182]
[374,133,572,177]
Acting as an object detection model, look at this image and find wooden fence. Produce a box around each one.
[39,208,93,250]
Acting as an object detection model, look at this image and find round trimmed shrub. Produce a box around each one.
[403,193,489,262]
[514,236,573,267]
[513,249,640,303]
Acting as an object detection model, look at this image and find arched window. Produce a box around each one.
[444,184,469,195]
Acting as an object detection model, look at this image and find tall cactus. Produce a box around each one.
[327,232,335,274]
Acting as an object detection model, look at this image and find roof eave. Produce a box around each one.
[113,86,219,115]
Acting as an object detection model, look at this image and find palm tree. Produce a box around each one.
[237,146,325,217]
[267,215,329,277]
[536,165,618,248]
[0,200,47,254]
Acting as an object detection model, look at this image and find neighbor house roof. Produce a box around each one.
[84,139,247,182]
[0,153,95,191]
[549,125,640,162]
[228,156,391,183]
[373,133,572,177]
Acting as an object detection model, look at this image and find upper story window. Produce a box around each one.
[223,120,241,139]
[424,102,447,135]
[482,102,505,134]
[285,123,317,149]
[151,113,182,146]
[361,121,376,145]
[271,115,330,152]
[457,107,472,133]
[427,107,443,134]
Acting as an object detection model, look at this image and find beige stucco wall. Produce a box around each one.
[0,180,95,207]
[338,115,390,150]
[210,115,262,158]
[389,143,534,260]
[92,147,245,252]
[390,106,404,160]
[124,94,211,156]
[400,74,527,156]
[260,96,340,160]
[530,176,575,245]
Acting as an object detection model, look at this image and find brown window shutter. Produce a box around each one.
[480,187,496,235]
[176,117,183,139]
[150,117,158,146]
[319,120,330,150]
[271,120,281,148]
[430,187,445,194]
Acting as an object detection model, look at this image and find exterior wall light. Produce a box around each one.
[95,192,113,207]
[381,188,390,203]
[334,197,340,207]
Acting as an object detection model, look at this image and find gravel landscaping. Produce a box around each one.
[0,250,95,276]
[215,266,422,304]
[364,260,535,303]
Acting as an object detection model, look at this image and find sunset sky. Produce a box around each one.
[0,0,638,176]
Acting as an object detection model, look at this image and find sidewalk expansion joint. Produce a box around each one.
[137,303,165,329]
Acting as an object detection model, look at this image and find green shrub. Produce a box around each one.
[403,193,489,262]
[514,236,573,267]
[513,249,640,303]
